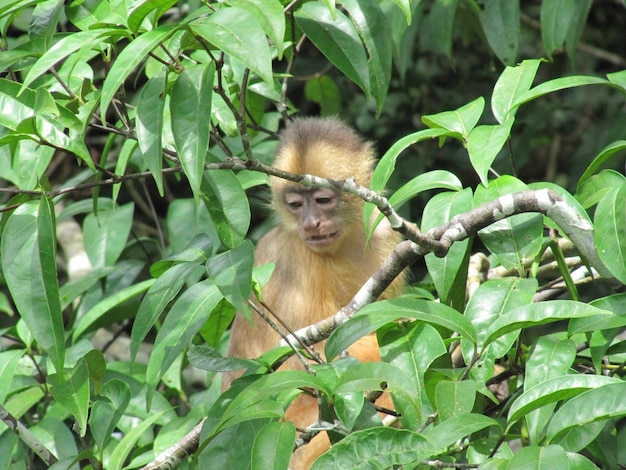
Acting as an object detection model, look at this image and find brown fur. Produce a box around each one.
[224,117,405,468]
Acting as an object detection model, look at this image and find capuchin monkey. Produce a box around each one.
[225,117,405,468]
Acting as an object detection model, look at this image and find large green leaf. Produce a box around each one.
[295,2,370,95]
[48,359,90,436]
[508,375,621,426]
[83,202,134,268]
[189,7,273,86]
[426,0,460,59]
[461,278,537,363]
[136,71,167,195]
[326,297,477,360]
[546,383,626,445]
[170,62,214,199]
[341,0,392,114]
[474,176,543,273]
[435,379,476,421]
[127,0,179,33]
[145,280,222,409]
[228,0,285,59]
[251,421,295,470]
[100,24,178,122]
[481,301,612,350]
[541,0,593,59]
[1,198,64,373]
[422,188,473,309]
[577,140,626,189]
[89,379,131,451]
[425,413,501,451]
[206,240,254,314]
[479,0,519,65]
[200,170,250,249]
[310,428,434,469]
[491,59,541,123]
[130,262,200,362]
[594,181,626,284]
[467,117,514,186]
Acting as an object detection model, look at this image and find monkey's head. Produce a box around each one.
[270,117,375,254]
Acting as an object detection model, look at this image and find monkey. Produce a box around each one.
[224,117,405,468]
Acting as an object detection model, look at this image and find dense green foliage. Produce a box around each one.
[0,0,625,469]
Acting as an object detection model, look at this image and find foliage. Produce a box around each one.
[0,1,625,469]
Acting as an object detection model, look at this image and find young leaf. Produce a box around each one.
[422,97,485,141]
[206,240,254,315]
[467,117,514,186]
[90,379,131,450]
[577,140,626,189]
[83,201,135,268]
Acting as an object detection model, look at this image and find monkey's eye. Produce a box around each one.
[286,200,303,209]
[316,196,333,205]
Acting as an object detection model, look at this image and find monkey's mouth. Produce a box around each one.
[305,231,339,247]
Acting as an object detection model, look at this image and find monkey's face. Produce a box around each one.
[282,188,344,253]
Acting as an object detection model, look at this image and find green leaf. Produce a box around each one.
[467,117,514,186]
[577,140,626,189]
[200,170,250,249]
[481,301,612,350]
[541,0,592,60]
[131,262,200,362]
[422,96,485,141]
[461,278,537,362]
[29,0,65,52]
[479,0,519,65]
[100,24,178,122]
[108,410,168,470]
[326,297,477,360]
[508,375,621,426]
[189,7,273,87]
[506,445,569,470]
[512,75,618,111]
[206,240,254,314]
[341,0,392,114]
[1,198,64,373]
[295,2,370,95]
[425,413,501,450]
[21,29,128,92]
[435,379,476,421]
[523,336,576,444]
[0,350,25,404]
[146,280,222,409]
[422,188,473,308]
[492,59,542,123]
[136,71,167,195]
[310,428,434,469]
[188,344,258,372]
[171,62,214,199]
[364,127,450,237]
[474,176,543,272]
[217,371,326,433]
[251,421,296,470]
[48,359,90,436]
[228,0,285,59]
[73,279,155,340]
[89,379,131,450]
[594,181,626,284]
[546,383,626,444]
[83,202,135,268]
[305,76,341,116]
[127,0,179,34]
[427,0,460,59]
